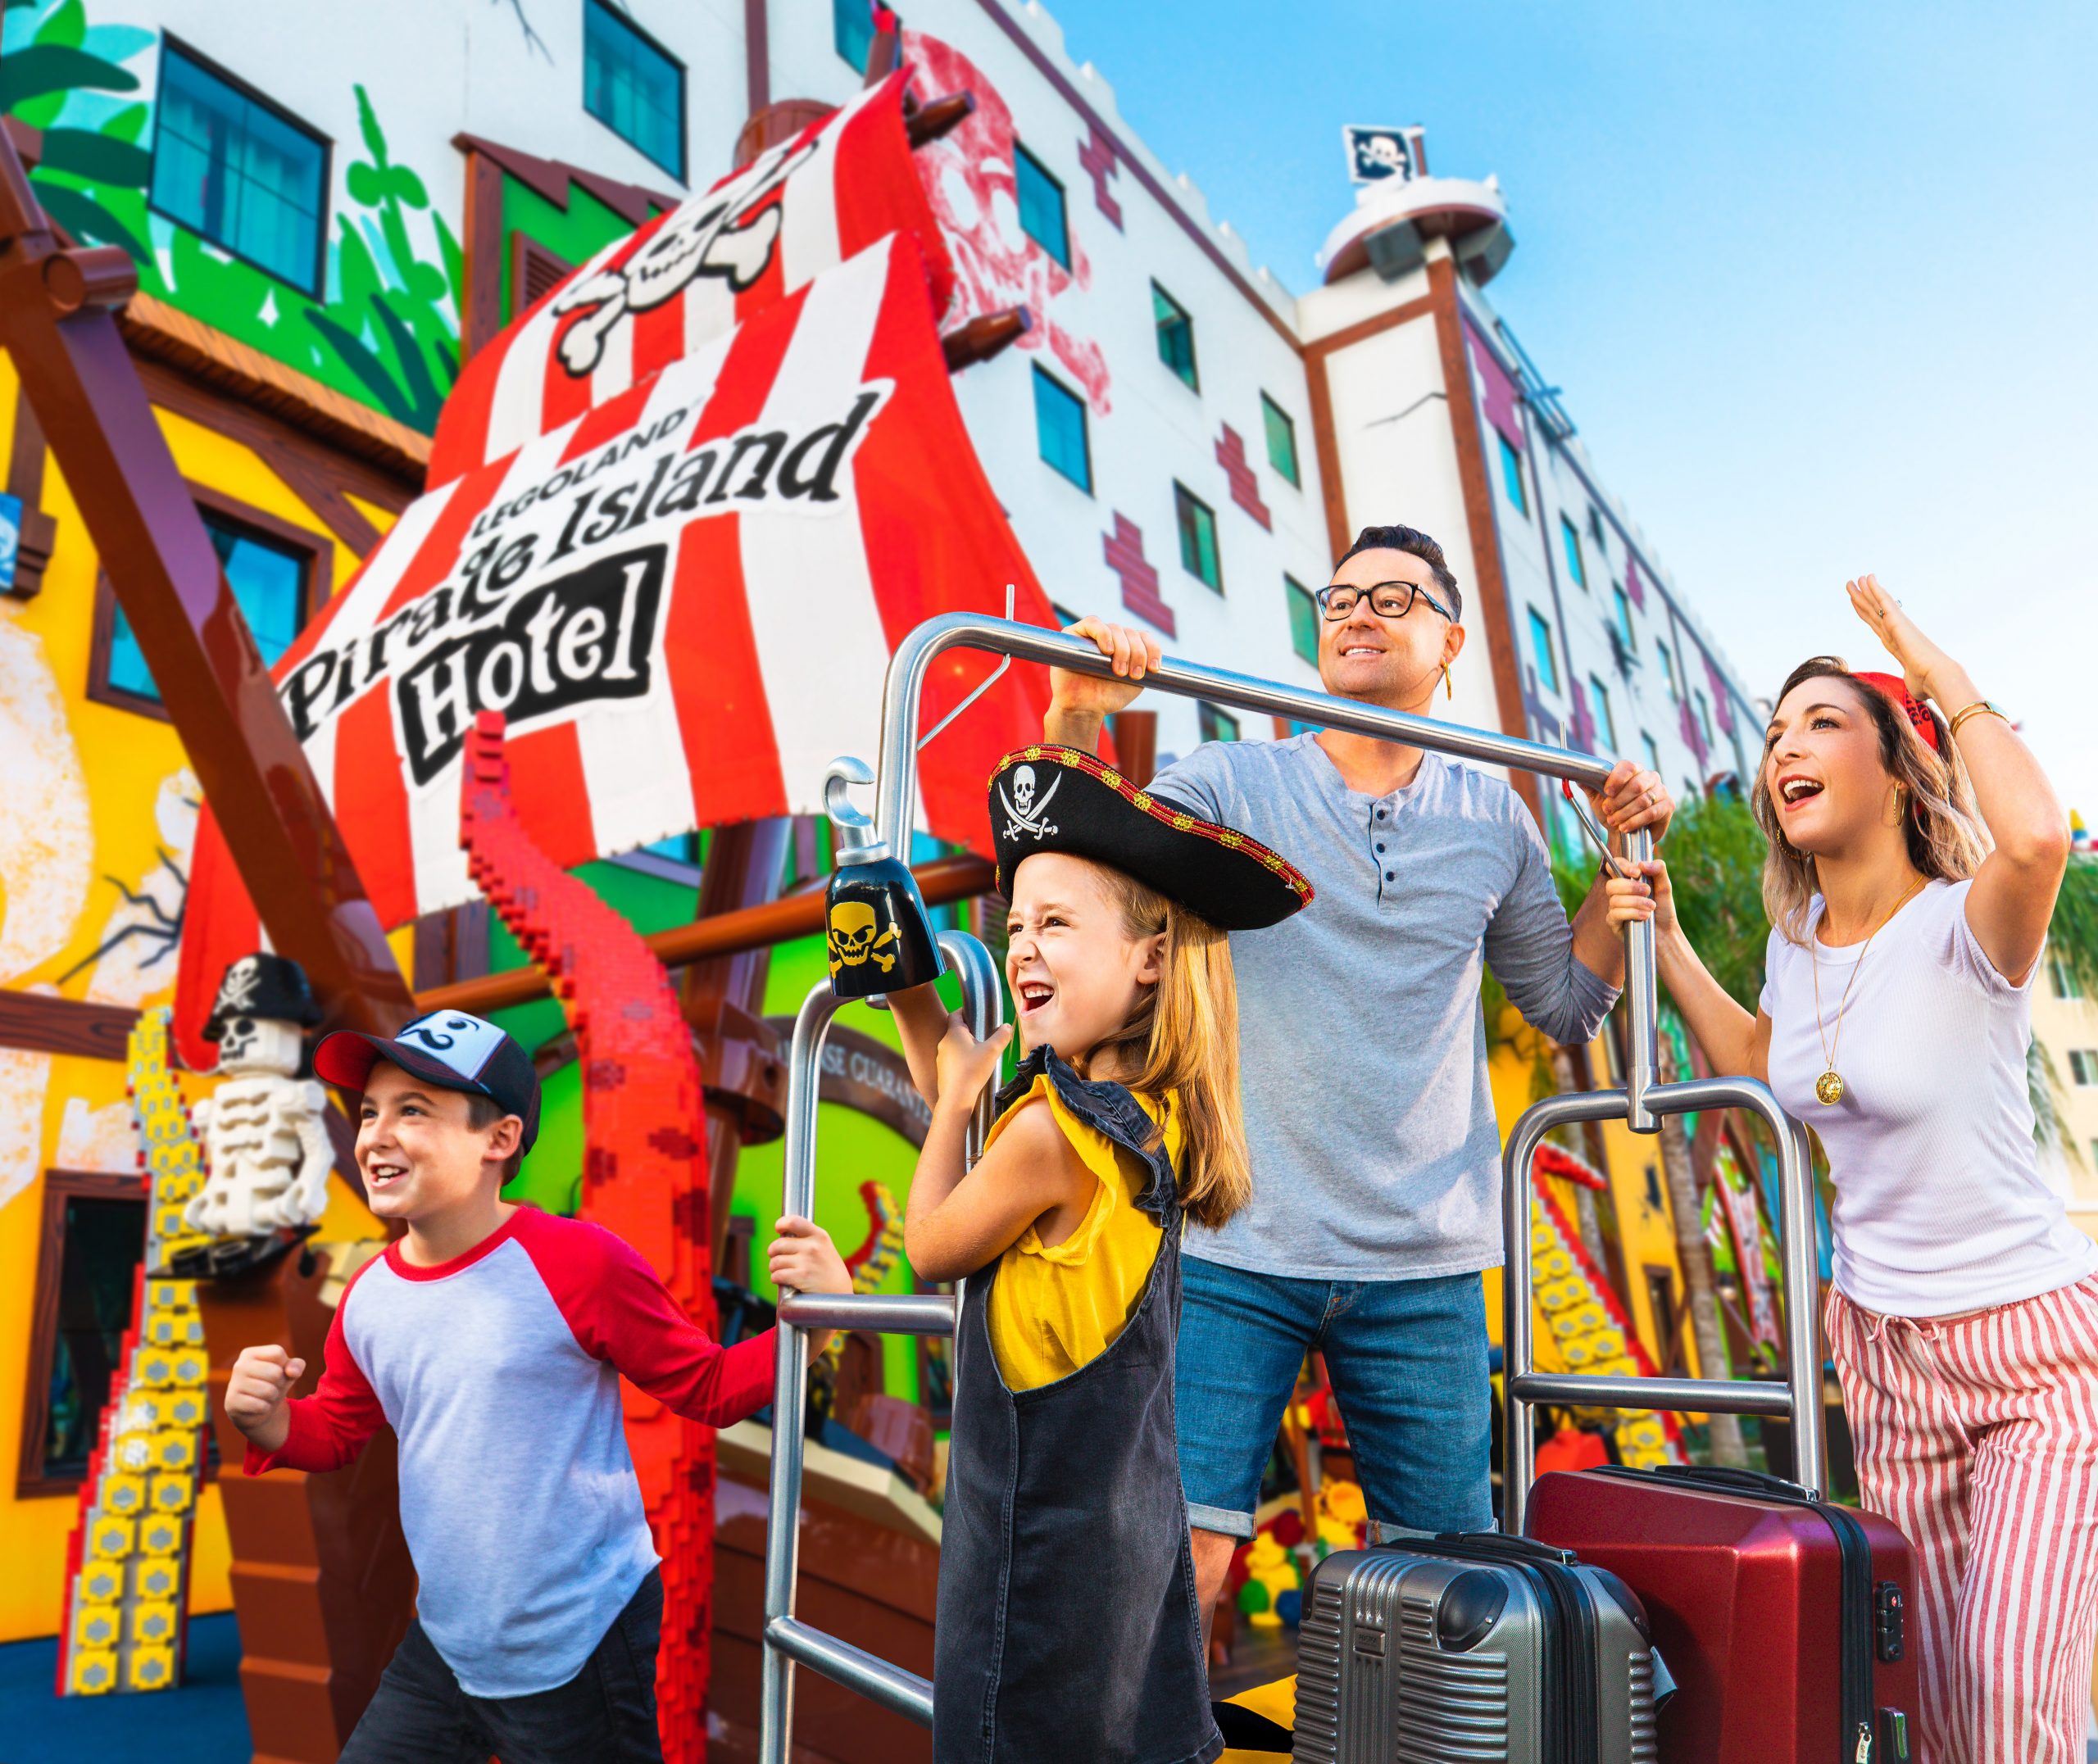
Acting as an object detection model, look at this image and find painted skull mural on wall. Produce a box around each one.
[904,29,1112,414]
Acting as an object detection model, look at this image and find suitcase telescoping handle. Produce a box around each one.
[1501,1074,1824,1533]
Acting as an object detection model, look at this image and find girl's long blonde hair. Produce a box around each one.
[1079,866,1251,1231]
[1752,657,1990,945]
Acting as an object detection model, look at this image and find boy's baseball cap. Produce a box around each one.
[314,1010,541,1153]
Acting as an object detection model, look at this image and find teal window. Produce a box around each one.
[1498,433,1527,513]
[1286,575,1319,664]
[1588,506,1608,551]
[1032,366,1091,492]
[1528,608,1559,694]
[1263,395,1300,486]
[1174,483,1221,591]
[1642,732,1662,778]
[1199,702,1240,743]
[832,0,883,71]
[1560,515,1587,589]
[107,510,311,704]
[1695,689,1714,745]
[2050,958,2083,1000]
[1611,583,1637,653]
[1655,640,1678,701]
[2069,1050,2096,1086]
[1015,143,1069,267]
[584,0,686,180]
[1153,283,1197,389]
[1589,675,1618,752]
[150,41,328,293]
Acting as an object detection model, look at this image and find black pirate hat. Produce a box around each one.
[990,746,1313,930]
[203,954,323,1041]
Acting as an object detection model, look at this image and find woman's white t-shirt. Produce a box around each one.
[1760,877,2096,1318]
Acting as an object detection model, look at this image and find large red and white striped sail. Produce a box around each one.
[175,224,1053,1064]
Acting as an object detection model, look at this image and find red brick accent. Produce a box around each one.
[1078,123,1123,230]
[1103,513,1174,636]
[1215,424,1271,530]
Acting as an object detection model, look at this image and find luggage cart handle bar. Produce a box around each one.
[1501,1077,1823,1535]
[777,1292,956,1336]
[873,614,1660,1132]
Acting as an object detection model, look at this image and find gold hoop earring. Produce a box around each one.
[1442,663,1453,701]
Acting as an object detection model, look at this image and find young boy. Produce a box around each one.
[225,1009,850,1763]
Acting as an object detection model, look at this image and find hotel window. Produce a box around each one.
[1198,702,1240,744]
[19,1172,147,1494]
[1152,283,1198,390]
[1655,640,1679,701]
[150,40,328,293]
[1694,689,1714,746]
[1498,433,1527,514]
[584,0,686,180]
[1032,366,1091,492]
[1174,483,1221,591]
[1589,675,1618,753]
[2050,958,2084,1000]
[1588,505,1608,553]
[1286,575,1319,664]
[92,496,324,718]
[1262,393,1301,486]
[1015,143,1069,268]
[1612,583,1637,654]
[1560,515,1587,589]
[1642,732,1662,778]
[2069,1050,2098,1087]
[1528,608,1560,694]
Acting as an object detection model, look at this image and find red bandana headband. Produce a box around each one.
[1851,670,1939,751]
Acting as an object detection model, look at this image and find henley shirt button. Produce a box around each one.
[1376,843,1385,853]
[1384,870,1395,882]
[1376,809,1387,820]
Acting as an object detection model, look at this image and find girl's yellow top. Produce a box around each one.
[982,1073,1182,1391]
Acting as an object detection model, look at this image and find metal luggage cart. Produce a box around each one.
[756,613,1821,1759]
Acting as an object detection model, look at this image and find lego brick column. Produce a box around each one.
[458,711,716,1764]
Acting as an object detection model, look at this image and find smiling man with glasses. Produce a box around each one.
[1046,522,1671,1640]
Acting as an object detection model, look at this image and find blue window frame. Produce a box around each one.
[1263,394,1300,487]
[1286,575,1319,664]
[1588,674,1618,752]
[584,0,686,180]
[1153,283,1197,389]
[1611,583,1637,654]
[1560,515,1587,590]
[149,39,328,293]
[1642,732,1662,778]
[1032,366,1091,492]
[1015,143,1069,267]
[1198,702,1240,743]
[1528,608,1559,694]
[1498,433,1527,514]
[1655,639,1678,701]
[106,508,311,705]
[1174,483,1221,592]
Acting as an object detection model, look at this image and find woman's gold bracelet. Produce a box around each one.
[1948,700,2006,739]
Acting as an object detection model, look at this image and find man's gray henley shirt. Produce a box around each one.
[1150,735,1618,1280]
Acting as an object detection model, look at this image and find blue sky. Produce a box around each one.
[1039,0,2097,817]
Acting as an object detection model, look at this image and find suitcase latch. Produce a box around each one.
[1351,1628,1386,1658]
[1874,1581,1905,1662]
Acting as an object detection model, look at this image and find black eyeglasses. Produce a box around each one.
[1315,580,1454,624]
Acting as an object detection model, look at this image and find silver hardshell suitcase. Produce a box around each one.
[1292,1533,1660,1764]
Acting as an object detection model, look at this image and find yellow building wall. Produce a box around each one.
[0,359,393,1643]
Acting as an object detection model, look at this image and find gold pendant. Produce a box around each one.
[1815,1069,1846,1106]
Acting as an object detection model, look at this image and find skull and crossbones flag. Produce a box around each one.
[173,222,1057,1068]
[428,72,953,490]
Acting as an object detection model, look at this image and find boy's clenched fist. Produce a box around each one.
[225,1343,307,1453]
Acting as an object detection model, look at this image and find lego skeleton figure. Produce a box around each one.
[184,955,333,1245]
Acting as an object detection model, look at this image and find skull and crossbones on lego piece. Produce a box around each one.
[828,900,902,977]
[550,139,819,379]
[181,955,335,1268]
[997,763,1061,843]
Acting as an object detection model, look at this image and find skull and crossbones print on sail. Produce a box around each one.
[997,764,1061,842]
[550,139,820,378]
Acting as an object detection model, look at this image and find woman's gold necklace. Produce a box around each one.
[1810,876,1928,1104]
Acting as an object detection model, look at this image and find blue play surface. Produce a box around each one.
[0,1612,250,1763]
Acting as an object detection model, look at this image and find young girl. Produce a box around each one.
[1608,578,2097,1764]
[889,745,1311,1764]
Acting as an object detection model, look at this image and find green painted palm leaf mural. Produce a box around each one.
[3,0,462,433]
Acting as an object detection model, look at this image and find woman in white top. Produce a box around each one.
[1610,578,2096,1764]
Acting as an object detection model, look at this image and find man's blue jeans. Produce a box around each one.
[1174,1255,1492,1539]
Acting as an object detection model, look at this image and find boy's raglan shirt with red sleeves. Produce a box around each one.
[247,1204,774,1697]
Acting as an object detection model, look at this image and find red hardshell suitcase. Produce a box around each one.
[1525,1464,1920,1763]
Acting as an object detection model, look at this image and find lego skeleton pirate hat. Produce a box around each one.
[990,746,1313,930]
[204,954,323,1041]
[314,1010,541,1154]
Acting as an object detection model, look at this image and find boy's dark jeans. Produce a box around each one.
[341,1568,663,1763]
